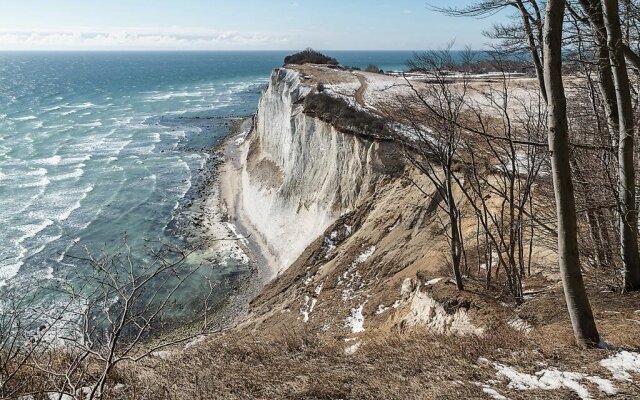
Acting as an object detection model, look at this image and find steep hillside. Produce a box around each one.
[119,65,640,400]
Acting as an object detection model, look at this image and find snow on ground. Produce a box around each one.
[425,277,446,286]
[344,340,361,355]
[493,362,617,399]
[338,245,376,301]
[600,350,640,381]
[355,245,375,263]
[345,303,366,333]
[507,317,533,334]
[300,295,318,323]
[481,386,508,400]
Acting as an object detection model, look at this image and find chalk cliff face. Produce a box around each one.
[230,65,510,340]
[241,68,402,273]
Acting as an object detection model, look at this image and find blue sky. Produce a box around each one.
[0,1,508,50]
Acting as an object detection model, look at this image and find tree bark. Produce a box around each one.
[447,172,465,290]
[543,0,600,346]
[602,0,640,291]
[515,0,548,103]
[579,0,620,142]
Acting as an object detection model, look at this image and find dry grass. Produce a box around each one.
[101,318,640,400]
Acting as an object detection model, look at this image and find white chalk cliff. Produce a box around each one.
[239,67,402,273]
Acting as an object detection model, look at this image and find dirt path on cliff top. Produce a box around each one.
[354,73,368,108]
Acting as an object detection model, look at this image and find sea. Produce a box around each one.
[0,50,417,326]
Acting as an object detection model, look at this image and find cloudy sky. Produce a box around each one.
[0,1,506,50]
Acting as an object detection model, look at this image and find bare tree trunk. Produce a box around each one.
[447,174,465,290]
[544,0,600,346]
[602,0,640,291]
[516,0,548,103]
[580,0,620,142]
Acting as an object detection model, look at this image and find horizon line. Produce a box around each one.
[0,48,490,53]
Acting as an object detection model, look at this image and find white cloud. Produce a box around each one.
[0,27,290,50]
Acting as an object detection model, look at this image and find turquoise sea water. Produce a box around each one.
[0,51,416,323]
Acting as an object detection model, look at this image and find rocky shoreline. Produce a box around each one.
[162,114,265,333]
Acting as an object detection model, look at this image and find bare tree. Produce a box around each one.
[389,48,470,290]
[543,0,600,346]
[0,236,226,399]
[601,0,640,291]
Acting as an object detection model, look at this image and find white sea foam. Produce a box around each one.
[13,115,37,121]
[17,176,50,188]
[16,219,54,246]
[49,168,84,181]
[77,121,102,128]
[37,155,62,165]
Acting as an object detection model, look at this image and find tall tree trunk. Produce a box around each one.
[515,0,548,103]
[543,0,600,346]
[580,0,620,143]
[447,172,465,290]
[602,0,640,291]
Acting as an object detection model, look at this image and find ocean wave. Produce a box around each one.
[25,167,49,176]
[17,176,50,188]
[77,121,102,128]
[145,91,204,102]
[37,155,62,165]
[49,167,84,181]
[13,115,37,121]
[63,102,97,109]
[16,219,54,246]
[0,261,22,287]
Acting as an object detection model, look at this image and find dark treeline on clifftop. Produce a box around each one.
[284,48,338,66]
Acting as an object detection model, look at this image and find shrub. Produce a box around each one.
[302,93,390,138]
[365,64,383,73]
[284,48,338,66]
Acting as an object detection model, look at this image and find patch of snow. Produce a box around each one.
[344,341,361,355]
[376,304,389,315]
[600,350,640,381]
[355,245,375,263]
[586,376,617,395]
[345,303,366,333]
[151,350,174,360]
[185,335,207,349]
[508,318,533,334]
[425,277,445,286]
[314,283,323,295]
[47,393,73,400]
[494,363,616,399]
[301,295,311,323]
[482,386,507,400]
[323,236,337,259]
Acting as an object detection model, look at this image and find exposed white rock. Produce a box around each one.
[240,68,403,275]
[402,288,484,335]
